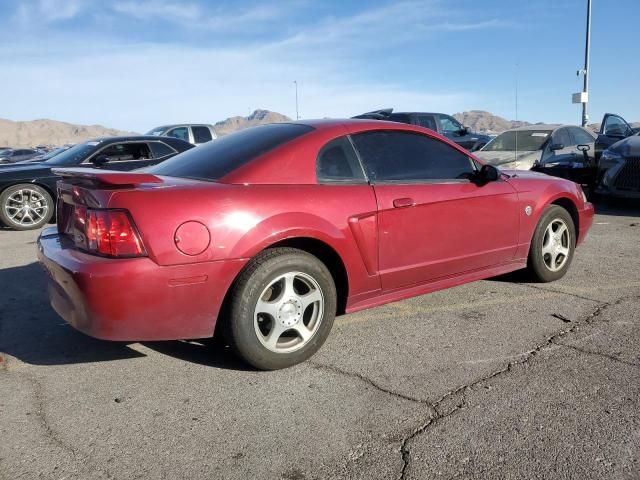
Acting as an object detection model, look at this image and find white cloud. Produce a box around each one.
[14,0,85,23]
[0,1,511,130]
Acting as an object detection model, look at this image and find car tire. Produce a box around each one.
[0,184,54,231]
[526,205,576,282]
[224,247,337,370]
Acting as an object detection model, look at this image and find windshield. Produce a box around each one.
[39,146,69,160]
[149,123,314,181]
[44,142,100,166]
[146,128,166,136]
[0,149,12,156]
[482,130,552,152]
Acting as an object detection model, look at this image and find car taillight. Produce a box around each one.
[74,208,146,257]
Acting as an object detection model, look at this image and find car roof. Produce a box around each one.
[510,124,564,132]
[84,135,191,143]
[151,124,212,129]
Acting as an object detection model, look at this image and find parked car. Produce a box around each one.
[146,124,217,145]
[38,119,593,370]
[595,129,640,198]
[0,136,193,230]
[474,124,598,187]
[0,148,42,164]
[353,108,492,151]
[24,145,74,163]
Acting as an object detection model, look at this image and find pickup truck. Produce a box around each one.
[353,108,492,151]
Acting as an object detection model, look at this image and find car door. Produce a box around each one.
[596,113,634,159]
[437,114,476,150]
[351,130,520,291]
[417,114,438,132]
[166,126,191,144]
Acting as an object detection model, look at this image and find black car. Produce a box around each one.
[353,108,492,151]
[0,136,193,230]
[0,148,42,164]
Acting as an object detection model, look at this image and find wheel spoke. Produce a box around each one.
[255,298,280,319]
[300,289,322,313]
[283,273,297,298]
[557,245,569,257]
[556,223,568,239]
[264,322,287,350]
[292,323,312,342]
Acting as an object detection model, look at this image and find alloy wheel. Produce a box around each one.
[253,271,324,353]
[3,188,50,227]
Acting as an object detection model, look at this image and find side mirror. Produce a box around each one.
[92,154,110,166]
[549,143,564,151]
[577,144,590,152]
[475,164,499,184]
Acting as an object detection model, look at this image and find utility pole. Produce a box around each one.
[293,80,299,120]
[581,0,592,127]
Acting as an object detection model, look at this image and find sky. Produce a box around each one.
[0,0,638,132]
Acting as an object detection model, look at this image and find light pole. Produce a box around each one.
[581,0,592,127]
[293,80,299,120]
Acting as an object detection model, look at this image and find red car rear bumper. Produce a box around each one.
[577,202,594,246]
[37,228,246,341]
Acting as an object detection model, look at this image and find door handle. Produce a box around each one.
[393,197,415,208]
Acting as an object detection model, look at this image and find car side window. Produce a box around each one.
[192,126,213,143]
[91,142,152,162]
[351,130,475,183]
[417,115,437,130]
[438,115,462,134]
[553,129,572,148]
[316,137,366,184]
[167,127,190,142]
[570,127,595,145]
[149,141,177,159]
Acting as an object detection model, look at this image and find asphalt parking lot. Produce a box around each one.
[1,202,639,480]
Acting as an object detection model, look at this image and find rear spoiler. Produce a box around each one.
[52,168,163,186]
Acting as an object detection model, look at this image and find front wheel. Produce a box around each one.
[0,184,54,230]
[224,247,337,370]
[526,205,576,282]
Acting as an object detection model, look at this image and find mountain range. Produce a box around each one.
[1,109,637,147]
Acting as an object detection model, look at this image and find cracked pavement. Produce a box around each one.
[1,201,639,480]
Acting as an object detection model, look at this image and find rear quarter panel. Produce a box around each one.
[107,182,381,299]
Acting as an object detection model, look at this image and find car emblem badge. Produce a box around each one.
[524,206,532,216]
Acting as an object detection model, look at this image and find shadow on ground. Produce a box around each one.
[0,262,246,370]
[592,198,640,217]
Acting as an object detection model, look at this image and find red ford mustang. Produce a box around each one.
[38,119,594,370]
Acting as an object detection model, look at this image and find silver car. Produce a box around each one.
[474,124,597,185]
[146,124,217,146]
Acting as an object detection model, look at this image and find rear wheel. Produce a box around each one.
[526,205,575,282]
[0,184,54,230]
[224,248,337,370]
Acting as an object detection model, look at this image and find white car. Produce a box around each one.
[146,124,217,146]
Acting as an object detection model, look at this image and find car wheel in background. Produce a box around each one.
[0,184,54,231]
[224,247,337,370]
[526,205,575,282]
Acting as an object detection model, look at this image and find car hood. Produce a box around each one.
[0,163,52,175]
[474,150,541,169]
[609,135,640,157]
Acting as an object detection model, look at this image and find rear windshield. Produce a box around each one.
[149,123,314,181]
[483,130,552,152]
